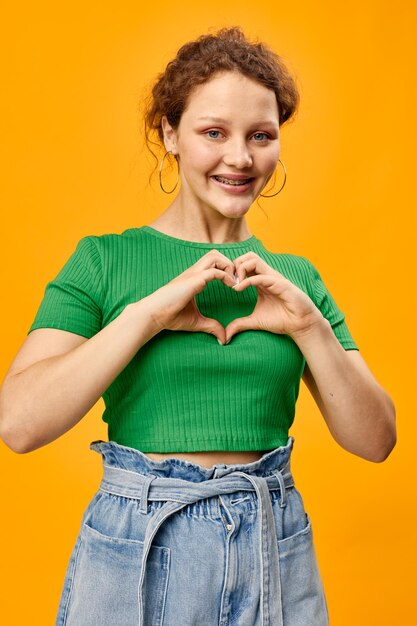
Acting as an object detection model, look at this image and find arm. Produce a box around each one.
[295,319,396,463]
[0,300,160,454]
[225,250,395,462]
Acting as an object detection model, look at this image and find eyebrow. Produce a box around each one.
[197,116,278,127]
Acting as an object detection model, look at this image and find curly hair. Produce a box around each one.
[141,26,300,180]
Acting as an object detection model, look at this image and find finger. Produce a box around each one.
[233,254,275,282]
[231,273,278,291]
[201,267,237,288]
[197,249,237,281]
[224,316,259,343]
[194,316,226,344]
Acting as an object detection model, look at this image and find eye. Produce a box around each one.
[205,130,223,139]
[203,129,271,141]
[252,132,270,141]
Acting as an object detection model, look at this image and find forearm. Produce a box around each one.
[292,318,396,462]
[0,300,160,453]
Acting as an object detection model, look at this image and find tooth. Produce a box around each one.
[218,177,248,185]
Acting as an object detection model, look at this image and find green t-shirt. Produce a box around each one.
[28,225,359,452]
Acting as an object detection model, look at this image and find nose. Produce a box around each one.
[223,140,253,169]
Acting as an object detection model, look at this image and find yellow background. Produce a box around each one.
[0,1,415,623]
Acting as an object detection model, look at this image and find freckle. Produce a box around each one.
[329,392,334,397]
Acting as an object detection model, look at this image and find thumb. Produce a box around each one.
[224,315,257,345]
[195,315,226,345]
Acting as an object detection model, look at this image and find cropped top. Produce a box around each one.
[27,225,359,452]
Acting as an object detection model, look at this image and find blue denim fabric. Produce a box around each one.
[55,436,329,625]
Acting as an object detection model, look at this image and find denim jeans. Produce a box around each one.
[55,435,329,625]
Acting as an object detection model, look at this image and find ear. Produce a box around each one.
[161,115,178,155]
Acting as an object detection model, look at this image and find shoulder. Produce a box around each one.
[78,228,143,255]
[75,229,153,279]
[81,228,139,245]
[256,243,314,288]
[265,251,312,272]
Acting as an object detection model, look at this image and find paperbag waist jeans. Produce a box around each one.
[55,435,329,625]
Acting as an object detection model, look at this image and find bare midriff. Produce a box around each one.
[143,450,271,469]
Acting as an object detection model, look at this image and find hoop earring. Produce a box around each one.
[259,159,286,198]
[159,150,180,194]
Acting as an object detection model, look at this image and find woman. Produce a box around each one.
[0,26,396,626]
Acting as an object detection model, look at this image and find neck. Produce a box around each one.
[149,200,253,245]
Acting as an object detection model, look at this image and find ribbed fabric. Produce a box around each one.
[28,225,359,452]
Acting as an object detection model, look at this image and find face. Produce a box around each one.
[161,71,280,219]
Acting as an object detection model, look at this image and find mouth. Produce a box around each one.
[210,175,255,193]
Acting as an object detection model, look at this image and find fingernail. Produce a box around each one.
[217,338,224,346]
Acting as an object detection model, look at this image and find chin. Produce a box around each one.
[219,200,254,216]
[206,200,250,217]
[190,188,254,217]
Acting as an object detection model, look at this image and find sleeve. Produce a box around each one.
[305,258,359,351]
[27,236,103,339]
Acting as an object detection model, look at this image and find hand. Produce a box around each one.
[224,252,324,345]
[142,249,237,344]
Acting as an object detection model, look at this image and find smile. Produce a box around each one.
[213,175,253,185]
[210,175,255,193]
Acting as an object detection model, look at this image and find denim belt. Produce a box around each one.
[98,461,295,626]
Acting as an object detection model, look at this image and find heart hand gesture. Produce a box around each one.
[140,248,323,346]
